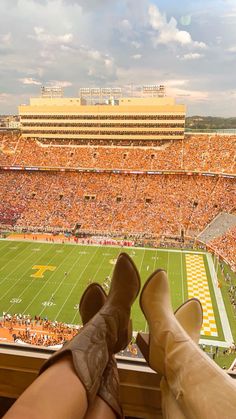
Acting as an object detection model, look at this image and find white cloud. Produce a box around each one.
[161,79,208,101]
[104,58,113,67]
[180,15,192,26]
[19,77,41,85]
[0,32,12,45]
[30,27,73,46]
[87,49,102,60]
[49,80,72,87]
[182,53,204,60]
[227,46,236,52]
[164,79,188,87]
[59,33,73,43]
[131,41,141,49]
[120,19,132,30]
[0,93,12,102]
[148,4,206,48]
[169,87,209,101]
[132,54,142,60]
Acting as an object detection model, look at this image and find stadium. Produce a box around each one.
[0,87,236,417]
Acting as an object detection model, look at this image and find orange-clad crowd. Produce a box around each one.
[0,313,139,355]
[0,171,234,238]
[0,132,235,174]
[1,313,79,346]
[209,226,236,272]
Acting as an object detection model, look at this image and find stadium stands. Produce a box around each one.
[0,170,234,236]
[0,131,235,270]
[0,132,235,173]
[209,226,236,272]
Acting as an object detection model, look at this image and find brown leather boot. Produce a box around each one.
[79,283,123,418]
[40,253,140,406]
[160,298,203,419]
[137,269,236,419]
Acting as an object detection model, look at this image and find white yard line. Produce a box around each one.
[70,250,110,324]
[0,243,33,284]
[167,251,170,275]
[0,241,13,255]
[21,246,76,315]
[54,247,100,321]
[206,253,233,344]
[5,245,60,313]
[153,249,158,272]
[39,248,84,317]
[0,244,51,302]
[138,249,146,274]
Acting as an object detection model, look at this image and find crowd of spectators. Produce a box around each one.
[0,312,139,355]
[0,170,234,238]
[0,131,235,271]
[1,312,79,347]
[209,226,236,272]
[0,132,235,174]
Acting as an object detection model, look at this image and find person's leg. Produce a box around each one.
[4,355,87,419]
[39,253,139,406]
[84,396,116,419]
[160,298,203,419]
[4,253,140,419]
[137,270,236,419]
[79,283,123,418]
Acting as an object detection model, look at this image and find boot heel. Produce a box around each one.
[127,318,133,343]
[115,319,133,352]
[136,332,150,362]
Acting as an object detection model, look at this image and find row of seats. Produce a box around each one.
[0,171,234,237]
[209,226,236,272]
[0,133,235,174]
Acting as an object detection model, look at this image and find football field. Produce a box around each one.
[0,239,234,345]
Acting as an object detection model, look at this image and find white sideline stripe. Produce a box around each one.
[0,238,207,254]
[55,247,100,321]
[207,253,233,344]
[199,339,230,348]
[1,240,232,342]
[22,245,76,315]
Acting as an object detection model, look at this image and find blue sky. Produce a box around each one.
[0,0,236,115]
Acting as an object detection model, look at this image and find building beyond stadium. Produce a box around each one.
[19,96,186,144]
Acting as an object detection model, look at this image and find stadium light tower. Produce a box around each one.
[142,84,166,97]
[41,85,63,98]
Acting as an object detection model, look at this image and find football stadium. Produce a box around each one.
[0,88,236,417]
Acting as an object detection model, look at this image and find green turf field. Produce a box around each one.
[0,239,235,344]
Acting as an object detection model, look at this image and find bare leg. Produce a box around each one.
[84,396,116,419]
[3,355,88,419]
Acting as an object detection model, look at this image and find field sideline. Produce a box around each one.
[0,239,234,346]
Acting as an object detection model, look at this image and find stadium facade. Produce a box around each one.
[19,96,186,144]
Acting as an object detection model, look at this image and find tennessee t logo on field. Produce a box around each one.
[31,265,56,278]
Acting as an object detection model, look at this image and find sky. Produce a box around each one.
[0,0,236,116]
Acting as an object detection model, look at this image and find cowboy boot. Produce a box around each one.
[160,298,203,419]
[79,283,123,418]
[137,269,236,419]
[40,253,141,406]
